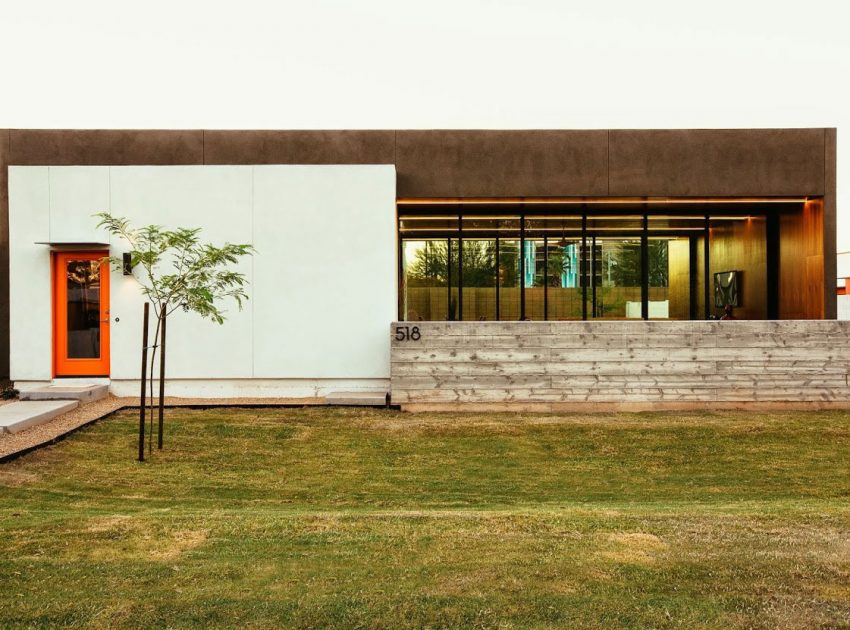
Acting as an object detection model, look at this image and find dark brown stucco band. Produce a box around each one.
[394,130,609,197]
[607,129,826,197]
[0,128,838,378]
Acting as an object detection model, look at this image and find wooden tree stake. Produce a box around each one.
[138,302,149,462]
[157,311,167,449]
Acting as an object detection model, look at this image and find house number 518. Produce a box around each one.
[395,326,421,341]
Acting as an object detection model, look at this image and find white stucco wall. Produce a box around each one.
[8,164,397,397]
[838,252,850,280]
[838,295,850,321]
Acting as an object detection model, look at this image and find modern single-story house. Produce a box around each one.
[0,128,843,409]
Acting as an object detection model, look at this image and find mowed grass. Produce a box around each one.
[1,408,849,628]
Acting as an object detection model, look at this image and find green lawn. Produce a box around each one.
[1,408,849,628]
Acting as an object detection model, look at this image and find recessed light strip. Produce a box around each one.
[397,196,809,205]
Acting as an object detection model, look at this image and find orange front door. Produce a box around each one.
[53,252,111,377]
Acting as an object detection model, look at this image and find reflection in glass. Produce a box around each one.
[461,240,497,320]
[398,208,768,321]
[66,260,101,358]
[650,237,691,319]
[401,240,448,321]
[547,239,582,319]
[448,239,459,320]
[592,239,642,318]
[398,215,459,235]
[498,240,521,320]
[525,239,545,320]
[645,239,669,319]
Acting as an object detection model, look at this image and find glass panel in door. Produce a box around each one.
[66,259,102,358]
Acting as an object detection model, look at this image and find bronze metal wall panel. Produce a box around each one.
[395,130,609,197]
[8,129,204,165]
[203,130,396,164]
[608,129,825,196]
[824,128,837,319]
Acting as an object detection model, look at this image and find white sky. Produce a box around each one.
[2,0,848,248]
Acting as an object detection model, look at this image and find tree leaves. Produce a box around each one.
[95,212,255,323]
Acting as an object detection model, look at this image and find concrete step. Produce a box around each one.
[19,383,108,404]
[325,391,389,406]
[0,400,79,434]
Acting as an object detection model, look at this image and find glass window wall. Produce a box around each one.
[398,207,770,321]
[401,240,449,321]
[460,239,497,321]
[498,239,522,320]
[590,238,642,319]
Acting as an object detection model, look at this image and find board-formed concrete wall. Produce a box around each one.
[390,321,850,410]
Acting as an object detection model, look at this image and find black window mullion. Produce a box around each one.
[641,211,649,320]
[446,237,452,321]
[767,212,779,319]
[495,237,500,321]
[520,211,526,320]
[543,235,549,321]
[689,236,699,320]
[398,234,403,320]
[592,235,597,318]
[581,210,588,320]
[703,213,711,319]
[457,210,463,321]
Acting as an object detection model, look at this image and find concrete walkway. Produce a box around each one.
[0,383,107,435]
[0,400,79,434]
[19,384,108,403]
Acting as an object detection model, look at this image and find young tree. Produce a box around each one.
[95,213,255,458]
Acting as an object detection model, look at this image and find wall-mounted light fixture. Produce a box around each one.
[122,252,134,276]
